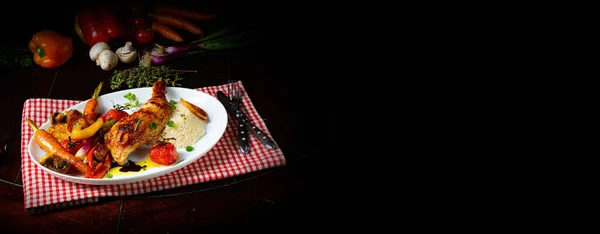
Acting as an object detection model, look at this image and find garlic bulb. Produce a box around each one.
[116,42,137,64]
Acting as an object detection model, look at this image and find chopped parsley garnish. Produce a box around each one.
[169,100,178,110]
[105,173,113,178]
[186,146,194,152]
[167,120,175,127]
[180,114,186,120]
[150,122,157,129]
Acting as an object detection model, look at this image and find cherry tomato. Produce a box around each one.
[103,108,129,122]
[136,29,154,44]
[150,141,179,166]
[133,17,150,29]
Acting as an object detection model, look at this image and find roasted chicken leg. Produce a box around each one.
[104,81,171,166]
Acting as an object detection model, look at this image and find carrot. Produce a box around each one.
[84,82,103,125]
[154,4,217,21]
[152,21,184,42]
[27,119,90,174]
[151,13,202,35]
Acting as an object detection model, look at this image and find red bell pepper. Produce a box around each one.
[86,144,98,169]
[85,154,111,179]
[78,8,110,47]
[97,6,125,39]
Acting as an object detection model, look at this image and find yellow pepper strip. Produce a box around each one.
[71,118,104,140]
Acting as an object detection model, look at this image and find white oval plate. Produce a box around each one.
[28,87,228,185]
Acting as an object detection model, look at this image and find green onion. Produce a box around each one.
[186,146,194,152]
[167,120,175,127]
[105,173,113,178]
[150,122,157,129]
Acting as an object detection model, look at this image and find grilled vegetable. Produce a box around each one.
[150,139,179,166]
[39,152,72,173]
[26,119,90,174]
[84,82,103,125]
[71,117,104,140]
[180,98,208,120]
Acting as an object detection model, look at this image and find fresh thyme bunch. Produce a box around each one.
[109,65,196,90]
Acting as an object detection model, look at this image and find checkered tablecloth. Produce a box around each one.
[20,81,286,213]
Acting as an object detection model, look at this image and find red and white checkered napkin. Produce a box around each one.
[20,81,286,213]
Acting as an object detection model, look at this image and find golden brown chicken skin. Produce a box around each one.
[104,81,171,166]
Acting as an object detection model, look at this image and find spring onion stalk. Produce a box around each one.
[190,27,234,44]
[165,44,202,54]
[147,27,256,65]
[200,39,258,50]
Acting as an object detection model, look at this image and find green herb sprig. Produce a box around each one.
[110,65,196,90]
[134,117,144,131]
[124,92,140,110]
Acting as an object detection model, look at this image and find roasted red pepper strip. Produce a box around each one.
[97,6,125,39]
[78,8,110,47]
[86,144,97,168]
[85,154,111,178]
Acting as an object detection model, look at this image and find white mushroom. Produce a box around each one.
[97,50,118,71]
[115,42,137,64]
[89,42,110,61]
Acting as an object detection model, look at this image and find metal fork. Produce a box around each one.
[228,79,250,153]
[228,79,243,107]
[227,79,278,150]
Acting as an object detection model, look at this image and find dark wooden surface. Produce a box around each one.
[0,1,333,232]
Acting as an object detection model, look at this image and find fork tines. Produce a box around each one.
[227,80,242,106]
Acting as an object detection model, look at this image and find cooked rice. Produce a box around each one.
[158,102,206,148]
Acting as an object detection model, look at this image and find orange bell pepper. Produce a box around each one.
[28,30,73,68]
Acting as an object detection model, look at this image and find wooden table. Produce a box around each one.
[0,1,332,232]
